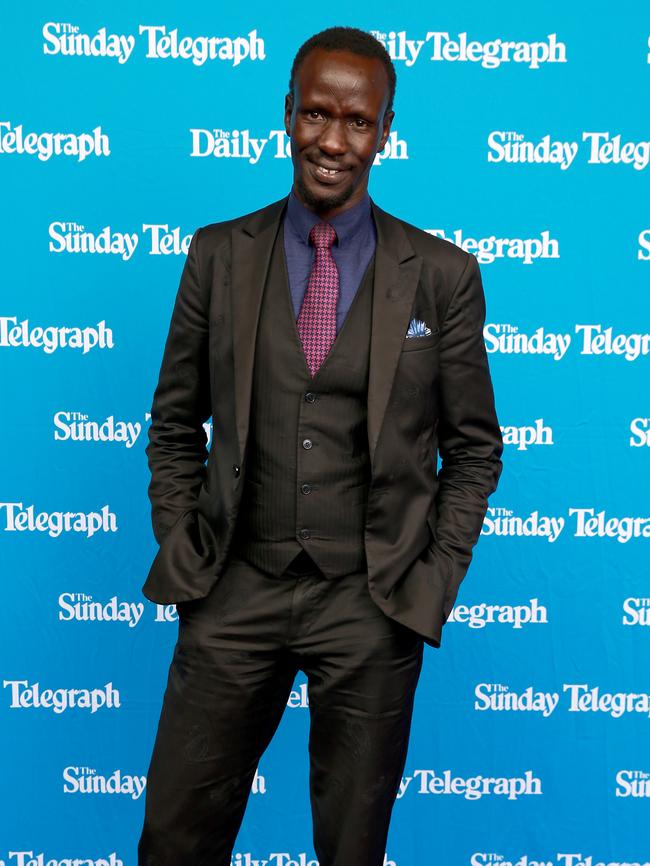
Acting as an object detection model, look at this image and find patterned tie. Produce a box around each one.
[296,221,340,377]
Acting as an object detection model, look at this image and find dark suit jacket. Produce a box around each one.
[142,194,503,648]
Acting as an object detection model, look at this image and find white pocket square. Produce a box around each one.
[405,317,432,338]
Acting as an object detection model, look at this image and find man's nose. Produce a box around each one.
[317,120,347,155]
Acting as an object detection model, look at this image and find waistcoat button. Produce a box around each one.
[302,439,313,450]
[301,483,312,494]
[299,528,311,539]
[304,392,316,403]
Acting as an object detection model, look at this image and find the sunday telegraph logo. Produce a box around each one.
[615,769,650,798]
[63,767,145,799]
[369,30,566,69]
[0,855,123,866]
[42,23,265,66]
[3,681,120,712]
[484,324,650,362]
[54,412,144,448]
[471,855,650,866]
[53,412,212,448]
[639,229,650,260]
[630,417,650,447]
[0,503,117,537]
[0,122,109,162]
[190,129,407,165]
[488,131,650,171]
[0,317,113,353]
[483,507,650,543]
[48,222,192,260]
[59,593,145,627]
[58,592,197,627]
[427,229,559,265]
[622,598,650,626]
[475,683,650,719]
[397,770,541,800]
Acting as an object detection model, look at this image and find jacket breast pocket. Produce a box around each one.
[401,328,440,352]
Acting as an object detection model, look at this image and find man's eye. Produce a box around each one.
[306,111,322,120]
[353,118,369,128]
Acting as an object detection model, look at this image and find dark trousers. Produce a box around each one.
[137,549,424,866]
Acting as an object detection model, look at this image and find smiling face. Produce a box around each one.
[284,47,394,217]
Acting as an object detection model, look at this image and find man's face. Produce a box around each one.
[284,47,394,216]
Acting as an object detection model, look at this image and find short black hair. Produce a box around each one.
[288,26,396,114]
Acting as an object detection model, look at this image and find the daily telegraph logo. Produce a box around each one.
[63,766,145,799]
[4,680,120,713]
[485,324,650,362]
[630,417,650,447]
[369,30,566,69]
[48,222,192,260]
[475,683,650,719]
[0,317,113,353]
[43,23,265,67]
[397,769,541,800]
[488,131,650,171]
[0,122,109,162]
[427,229,559,265]
[483,507,650,543]
[500,419,553,450]
[231,857,398,866]
[616,769,650,798]
[447,598,548,629]
[471,855,650,866]
[190,128,407,165]
[0,503,117,538]
[1,854,123,866]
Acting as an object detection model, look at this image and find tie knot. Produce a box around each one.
[309,221,337,250]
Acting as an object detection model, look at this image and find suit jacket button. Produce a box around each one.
[233,465,240,477]
[299,528,311,540]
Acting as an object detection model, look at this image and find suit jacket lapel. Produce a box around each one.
[367,202,423,467]
[231,195,288,462]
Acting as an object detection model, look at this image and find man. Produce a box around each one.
[138,26,503,866]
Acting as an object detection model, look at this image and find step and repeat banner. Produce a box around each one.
[1,1,649,864]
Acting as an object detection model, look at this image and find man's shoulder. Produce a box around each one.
[373,203,472,274]
[197,196,287,247]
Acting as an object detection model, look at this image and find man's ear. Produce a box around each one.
[284,94,293,136]
[377,109,395,153]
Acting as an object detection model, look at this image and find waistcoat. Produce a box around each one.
[230,220,376,578]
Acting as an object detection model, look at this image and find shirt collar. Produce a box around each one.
[285,187,373,247]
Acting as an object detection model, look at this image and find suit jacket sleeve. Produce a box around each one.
[433,251,503,620]
[145,227,212,546]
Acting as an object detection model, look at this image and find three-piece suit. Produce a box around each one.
[137,191,503,865]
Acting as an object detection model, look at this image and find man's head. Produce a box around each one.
[284,27,396,217]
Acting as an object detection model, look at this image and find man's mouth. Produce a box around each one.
[310,160,347,183]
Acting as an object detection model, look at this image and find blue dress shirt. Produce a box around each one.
[283,188,377,334]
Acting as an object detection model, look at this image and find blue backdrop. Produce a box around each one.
[2,2,649,864]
